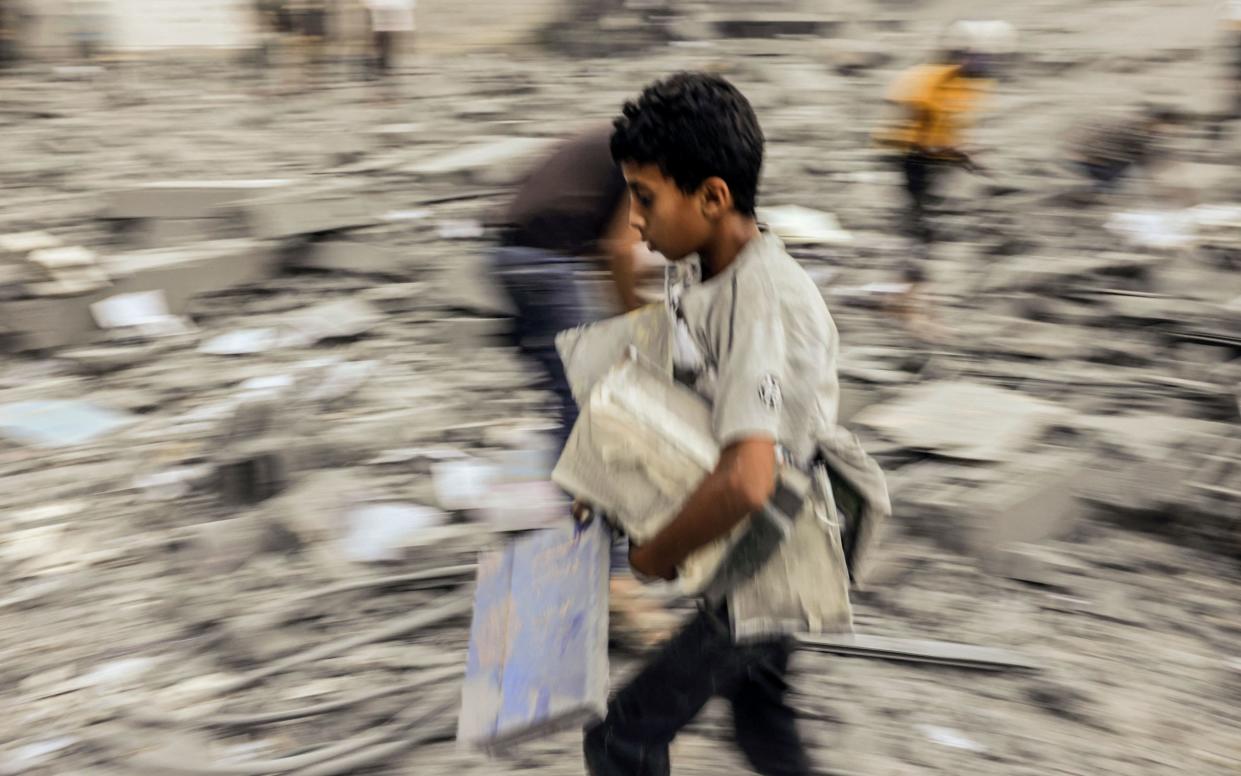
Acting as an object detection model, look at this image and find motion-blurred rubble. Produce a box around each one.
[1,2,1239,774]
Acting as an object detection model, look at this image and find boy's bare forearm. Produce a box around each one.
[633,440,776,579]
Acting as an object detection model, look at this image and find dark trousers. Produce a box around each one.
[900,151,940,281]
[373,31,395,75]
[490,246,591,454]
[901,152,937,238]
[585,607,813,776]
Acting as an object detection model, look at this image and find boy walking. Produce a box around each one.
[583,72,848,776]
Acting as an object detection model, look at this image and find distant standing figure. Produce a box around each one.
[365,0,416,77]
[875,24,994,265]
[69,0,110,63]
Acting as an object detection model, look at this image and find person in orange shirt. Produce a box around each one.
[877,25,996,265]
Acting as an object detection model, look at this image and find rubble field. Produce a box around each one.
[1,2,1239,774]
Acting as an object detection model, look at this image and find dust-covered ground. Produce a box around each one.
[0,1,1239,774]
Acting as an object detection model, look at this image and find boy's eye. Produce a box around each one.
[637,194,653,208]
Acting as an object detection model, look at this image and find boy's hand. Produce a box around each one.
[629,542,676,581]
[572,499,594,526]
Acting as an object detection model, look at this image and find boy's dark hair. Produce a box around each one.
[611,72,764,217]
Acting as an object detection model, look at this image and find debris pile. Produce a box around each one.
[1,3,1239,774]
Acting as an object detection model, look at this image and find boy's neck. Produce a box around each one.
[698,214,760,280]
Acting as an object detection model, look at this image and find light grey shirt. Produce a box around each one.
[666,231,853,638]
[668,231,840,464]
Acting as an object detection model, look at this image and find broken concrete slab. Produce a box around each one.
[360,283,429,315]
[105,180,294,220]
[129,218,221,249]
[853,381,1074,462]
[283,297,382,343]
[293,240,408,276]
[0,240,279,351]
[900,450,1088,556]
[236,191,377,240]
[186,516,279,574]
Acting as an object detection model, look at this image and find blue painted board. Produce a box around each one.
[458,520,610,751]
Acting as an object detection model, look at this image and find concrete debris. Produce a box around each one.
[294,240,408,276]
[238,191,376,240]
[105,180,294,220]
[0,240,278,351]
[0,12,1239,776]
[303,358,380,405]
[927,451,1089,555]
[0,231,62,259]
[360,282,428,314]
[129,217,221,249]
[854,382,1073,462]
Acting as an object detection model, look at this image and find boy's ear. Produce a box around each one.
[698,176,733,219]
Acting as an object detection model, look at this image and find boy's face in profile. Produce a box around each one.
[621,161,713,262]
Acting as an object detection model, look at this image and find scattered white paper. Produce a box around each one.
[238,374,296,395]
[342,503,448,562]
[382,208,433,222]
[1104,210,1196,249]
[133,466,212,502]
[432,458,499,511]
[90,290,184,336]
[81,657,158,688]
[199,328,305,355]
[917,724,986,753]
